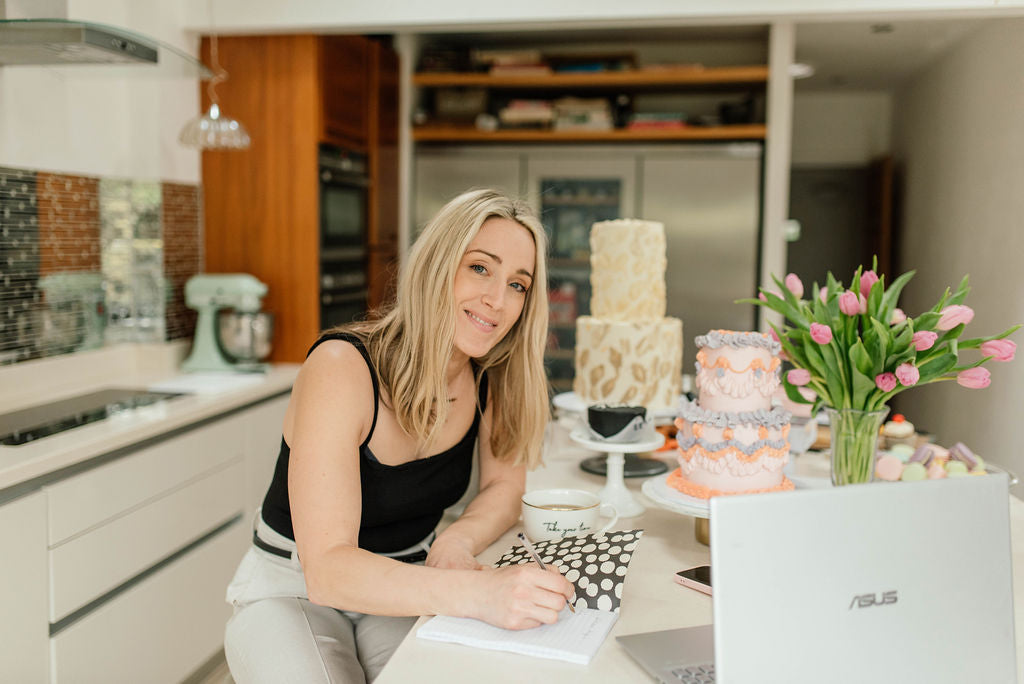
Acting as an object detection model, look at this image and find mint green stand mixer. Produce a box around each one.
[181,274,270,372]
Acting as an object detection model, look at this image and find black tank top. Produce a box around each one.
[260,332,486,553]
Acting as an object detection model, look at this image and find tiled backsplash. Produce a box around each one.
[0,166,200,365]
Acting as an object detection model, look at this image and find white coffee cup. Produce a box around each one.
[521,488,619,542]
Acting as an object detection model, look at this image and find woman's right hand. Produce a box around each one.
[467,564,575,630]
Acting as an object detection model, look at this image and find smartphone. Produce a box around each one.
[675,565,712,595]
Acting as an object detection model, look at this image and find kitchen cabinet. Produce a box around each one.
[243,395,290,521]
[368,40,401,309]
[0,394,289,682]
[0,491,49,683]
[322,36,371,149]
[202,35,400,362]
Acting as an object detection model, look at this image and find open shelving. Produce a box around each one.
[412,64,768,143]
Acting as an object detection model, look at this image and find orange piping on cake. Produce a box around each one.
[696,349,782,373]
[677,443,789,464]
[667,467,794,499]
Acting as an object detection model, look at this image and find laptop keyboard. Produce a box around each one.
[670,663,715,683]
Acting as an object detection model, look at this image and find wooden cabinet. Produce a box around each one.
[368,40,400,309]
[322,36,371,149]
[202,35,400,362]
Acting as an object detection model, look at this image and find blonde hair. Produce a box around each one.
[339,189,550,469]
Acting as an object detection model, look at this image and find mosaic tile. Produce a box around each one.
[100,178,165,343]
[0,166,202,365]
[162,183,200,342]
[0,167,40,364]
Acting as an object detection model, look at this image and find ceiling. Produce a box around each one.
[794,18,991,91]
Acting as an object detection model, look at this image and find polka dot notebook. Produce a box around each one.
[416,530,644,664]
[494,529,644,613]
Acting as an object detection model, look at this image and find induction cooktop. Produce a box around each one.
[0,389,184,446]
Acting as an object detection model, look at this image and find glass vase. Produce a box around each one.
[825,407,889,486]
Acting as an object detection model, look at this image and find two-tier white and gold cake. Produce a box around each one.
[573,219,683,410]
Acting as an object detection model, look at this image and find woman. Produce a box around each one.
[224,189,573,683]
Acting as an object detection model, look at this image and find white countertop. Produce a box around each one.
[0,343,298,493]
[378,421,1024,683]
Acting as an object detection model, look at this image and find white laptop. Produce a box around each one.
[618,474,1017,683]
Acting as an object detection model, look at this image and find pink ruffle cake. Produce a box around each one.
[668,330,794,498]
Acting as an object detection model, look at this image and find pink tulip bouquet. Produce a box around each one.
[746,263,1019,485]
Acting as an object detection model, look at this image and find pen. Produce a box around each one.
[517,532,576,613]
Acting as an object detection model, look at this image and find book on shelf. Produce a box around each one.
[552,97,613,131]
[471,48,543,67]
[627,112,687,129]
[498,100,554,126]
[627,120,687,130]
[488,64,553,76]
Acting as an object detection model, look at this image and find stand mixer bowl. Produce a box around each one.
[217,311,274,364]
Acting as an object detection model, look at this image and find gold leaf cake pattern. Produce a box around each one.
[573,219,683,410]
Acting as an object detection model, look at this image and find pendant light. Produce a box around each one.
[179,34,250,149]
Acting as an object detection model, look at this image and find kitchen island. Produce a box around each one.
[0,342,298,683]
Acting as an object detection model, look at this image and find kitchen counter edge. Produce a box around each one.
[0,364,299,502]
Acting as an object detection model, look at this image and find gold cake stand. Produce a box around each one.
[641,476,711,546]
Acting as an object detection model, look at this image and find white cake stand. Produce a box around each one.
[569,426,665,518]
[641,476,710,519]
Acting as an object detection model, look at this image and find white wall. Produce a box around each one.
[892,18,1024,491]
[791,91,892,166]
[0,0,201,182]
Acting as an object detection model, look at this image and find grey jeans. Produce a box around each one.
[224,512,419,684]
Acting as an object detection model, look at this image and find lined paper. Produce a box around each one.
[417,607,618,665]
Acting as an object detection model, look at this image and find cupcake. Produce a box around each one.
[883,414,917,448]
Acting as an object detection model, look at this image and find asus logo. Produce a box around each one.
[849,590,898,610]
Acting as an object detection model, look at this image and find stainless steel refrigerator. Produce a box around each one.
[414,143,763,391]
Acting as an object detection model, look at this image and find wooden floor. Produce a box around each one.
[190,652,233,684]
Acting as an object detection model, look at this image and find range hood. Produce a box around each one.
[0,19,211,78]
[0,19,158,65]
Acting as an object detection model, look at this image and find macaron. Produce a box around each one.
[909,445,934,466]
[949,442,979,469]
[927,462,948,479]
[945,460,970,477]
[888,443,916,463]
[875,454,904,481]
[901,462,927,482]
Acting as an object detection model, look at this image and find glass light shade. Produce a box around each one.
[178,103,251,149]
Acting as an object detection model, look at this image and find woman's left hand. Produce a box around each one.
[425,533,484,570]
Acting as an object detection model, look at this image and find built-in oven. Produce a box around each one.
[319,144,370,328]
[320,266,368,329]
[320,144,369,250]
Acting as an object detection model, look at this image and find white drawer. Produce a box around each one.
[49,458,245,623]
[44,413,246,546]
[50,519,246,684]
